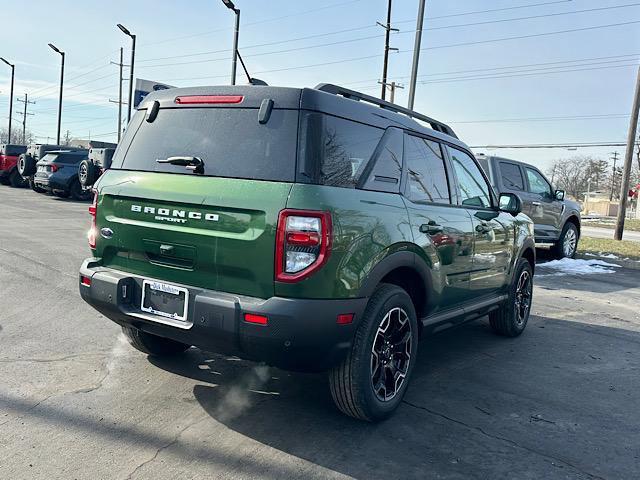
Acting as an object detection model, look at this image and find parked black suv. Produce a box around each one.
[477,154,581,258]
[79,84,535,421]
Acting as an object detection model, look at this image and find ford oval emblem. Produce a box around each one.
[100,227,114,239]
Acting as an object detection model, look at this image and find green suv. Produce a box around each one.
[79,84,535,421]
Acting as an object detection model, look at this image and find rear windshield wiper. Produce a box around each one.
[156,156,204,174]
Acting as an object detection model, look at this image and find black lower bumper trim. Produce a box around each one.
[79,259,368,372]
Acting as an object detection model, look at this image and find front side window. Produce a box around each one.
[526,167,551,196]
[499,162,525,191]
[404,135,450,204]
[448,146,492,208]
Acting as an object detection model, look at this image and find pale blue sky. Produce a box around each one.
[1,0,639,172]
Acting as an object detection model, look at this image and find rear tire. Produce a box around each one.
[78,159,98,188]
[17,154,37,177]
[489,257,533,337]
[0,175,9,185]
[552,222,578,259]
[9,169,27,188]
[329,283,418,421]
[121,325,190,356]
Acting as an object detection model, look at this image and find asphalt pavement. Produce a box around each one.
[1,187,639,480]
[582,225,640,242]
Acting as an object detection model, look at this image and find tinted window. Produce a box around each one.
[499,161,525,191]
[360,128,403,193]
[3,145,26,156]
[404,135,450,204]
[318,115,384,188]
[113,108,298,182]
[448,146,492,208]
[526,167,551,195]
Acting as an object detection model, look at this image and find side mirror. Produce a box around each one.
[555,189,565,201]
[499,193,522,216]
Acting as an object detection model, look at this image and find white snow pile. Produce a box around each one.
[584,252,619,259]
[537,258,621,276]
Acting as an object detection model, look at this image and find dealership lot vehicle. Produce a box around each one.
[1,187,638,480]
[79,147,116,188]
[0,144,27,187]
[33,150,92,200]
[17,143,85,192]
[477,154,582,258]
[79,84,535,421]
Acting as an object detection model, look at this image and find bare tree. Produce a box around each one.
[0,127,34,144]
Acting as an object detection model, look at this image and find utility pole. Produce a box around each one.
[609,151,619,201]
[615,66,640,240]
[407,0,426,110]
[0,58,15,143]
[221,0,240,85]
[378,0,398,100]
[109,48,125,142]
[389,81,404,104]
[16,93,35,144]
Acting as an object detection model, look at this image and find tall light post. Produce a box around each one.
[48,43,64,145]
[407,0,426,110]
[0,57,14,143]
[117,24,136,122]
[221,0,240,85]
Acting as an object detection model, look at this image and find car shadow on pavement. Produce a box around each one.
[148,315,640,480]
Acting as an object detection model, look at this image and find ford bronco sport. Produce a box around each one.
[79,84,535,421]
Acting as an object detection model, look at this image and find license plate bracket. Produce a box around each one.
[140,280,189,322]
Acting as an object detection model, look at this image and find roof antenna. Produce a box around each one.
[236,49,268,86]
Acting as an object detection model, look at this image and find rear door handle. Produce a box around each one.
[420,222,443,235]
[531,201,541,206]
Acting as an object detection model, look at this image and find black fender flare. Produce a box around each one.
[516,237,536,274]
[357,250,433,301]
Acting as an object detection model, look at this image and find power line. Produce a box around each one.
[141,20,640,73]
[471,142,634,149]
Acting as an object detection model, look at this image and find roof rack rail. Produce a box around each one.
[314,83,458,139]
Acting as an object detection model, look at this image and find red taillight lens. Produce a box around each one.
[244,313,268,325]
[337,313,354,325]
[174,95,244,105]
[275,209,332,283]
[80,275,92,287]
[50,164,58,173]
[88,191,98,249]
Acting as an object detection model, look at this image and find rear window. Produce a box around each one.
[2,145,26,156]
[112,108,299,182]
[499,161,525,191]
[41,153,86,164]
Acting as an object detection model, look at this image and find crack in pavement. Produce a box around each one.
[123,416,207,480]
[402,400,607,480]
[0,352,108,364]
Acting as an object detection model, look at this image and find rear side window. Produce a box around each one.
[403,134,450,204]
[447,146,492,208]
[317,115,384,188]
[112,108,299,182]
[499,161,525,191]
[3,145,26,156]
[55,153,86,164]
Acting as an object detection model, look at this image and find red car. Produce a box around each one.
[0,144,27,187]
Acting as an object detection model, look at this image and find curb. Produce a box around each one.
[576,253,640,271]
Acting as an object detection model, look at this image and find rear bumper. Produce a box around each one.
[79,258,368,372]
[33,174,51,190]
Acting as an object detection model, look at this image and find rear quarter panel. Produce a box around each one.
[277,184,413,299]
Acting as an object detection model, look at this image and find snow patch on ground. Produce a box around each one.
[584,252,619,259]
[537,258,620,276]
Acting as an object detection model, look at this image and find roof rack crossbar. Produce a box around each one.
[314,83,457,139]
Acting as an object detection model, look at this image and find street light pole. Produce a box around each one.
[117,24,136,122]
[48,43,64,145]
[407,0,426,110]
[0,58,14,143]
[221,0,240,85]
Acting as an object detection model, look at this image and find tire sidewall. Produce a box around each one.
[508,258,533,335]
[356,287,419,420]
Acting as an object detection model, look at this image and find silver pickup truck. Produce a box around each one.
[477,154,581,259]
